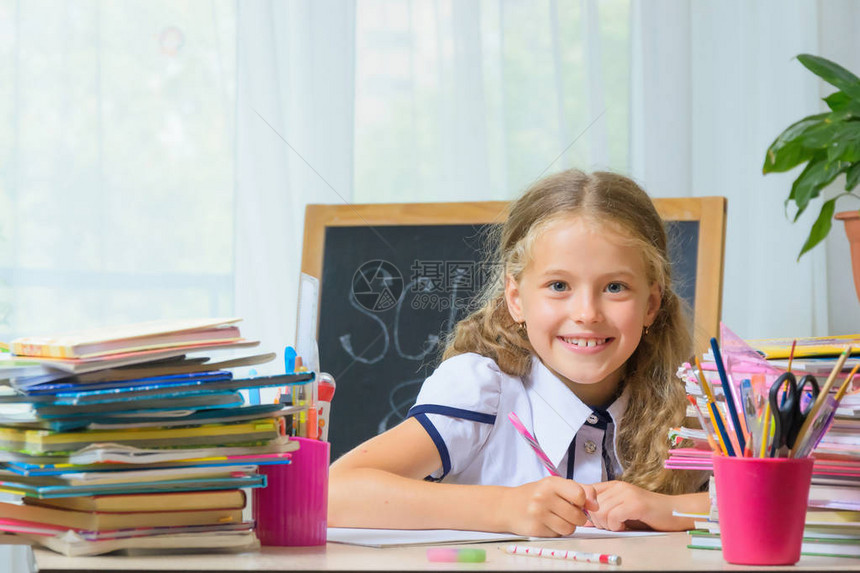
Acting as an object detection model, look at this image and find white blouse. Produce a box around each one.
[407,352,627,486]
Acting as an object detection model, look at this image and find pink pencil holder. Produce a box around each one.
[253,437,330,546]
[713,455,813,565]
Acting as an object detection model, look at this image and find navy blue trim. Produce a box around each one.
[413,412,451,481]
[566,438,576,480]
[407,404,496,425]
[602,427,616,481]
[585,408,612,430]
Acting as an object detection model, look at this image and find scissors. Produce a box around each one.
[768,372,820,456]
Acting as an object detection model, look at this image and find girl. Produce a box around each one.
[328,169,707,536]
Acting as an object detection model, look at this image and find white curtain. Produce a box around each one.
[235,0,630,371]
[631,0,860,340]
[235,0,355,373]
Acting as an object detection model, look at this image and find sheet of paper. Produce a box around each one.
[327,526,664,548]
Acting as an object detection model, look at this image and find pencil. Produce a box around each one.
[709,401,736,456]
[787,339,797,373]
[795,363,860,458]
[687,395,720,453]
[505,544,621,565]
[694,356,716,403]
[790,347,852,457]
[759,401,771,458]
[710,338,746,453]
[834,363,860,402]
[694,356,728,455]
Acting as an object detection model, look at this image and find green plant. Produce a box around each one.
[762,54,860,259]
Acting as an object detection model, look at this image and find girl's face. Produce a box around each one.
[504,215,661,406]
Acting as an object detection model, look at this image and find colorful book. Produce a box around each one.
[743,334,860,360]
[0,500,245,531]
[11,317,243,359]
[0,473,266,498]
[0,417,281,454]
[23,528,259,557]
[688,530,860,558]
[11,340,261,375]
[23,489,246,513]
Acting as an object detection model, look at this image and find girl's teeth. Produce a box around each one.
[564,338,606,347]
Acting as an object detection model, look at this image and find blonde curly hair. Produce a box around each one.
[443,169,701,495]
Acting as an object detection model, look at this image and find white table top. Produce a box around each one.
[25,532,860,572]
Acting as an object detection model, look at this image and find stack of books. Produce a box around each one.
[0,318,315,556]
[667,326,860,559]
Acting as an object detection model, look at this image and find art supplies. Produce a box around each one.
[253,437,329,546]
[712,455,814,565]
[427,547,486,563]
[790,348,852,458]
[710,338,746,453]
[508,412,559,477]
[672,324,860,565]
[768,372,820,457]
[505,544,622,565]
[687,396,720,453]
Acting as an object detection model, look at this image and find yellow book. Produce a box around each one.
[24,489,246,513]
[11,317,243,359]
[0,418,280,454]
[745,334,860,359]
[0,500,243,531]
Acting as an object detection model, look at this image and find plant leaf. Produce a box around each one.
[763,113,827,173]
[825,91,851,111]
[826,134,860,164]
[801,120,847,149]
[797,54,860,100]
[790,153,848,220]
[847,162,860,191]
[797,198,836,260]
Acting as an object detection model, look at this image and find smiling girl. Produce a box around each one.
[328,169,708,536]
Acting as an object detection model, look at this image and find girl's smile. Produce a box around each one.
[505,215,661,406]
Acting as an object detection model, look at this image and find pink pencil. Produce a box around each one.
[508,412,560,477]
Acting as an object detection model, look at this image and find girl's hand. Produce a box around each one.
[498,477,598,537]
[587,481,687,532]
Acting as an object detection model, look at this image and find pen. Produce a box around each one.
[505,544,621,565]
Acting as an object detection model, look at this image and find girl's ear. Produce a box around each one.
[645,282,662,326]
[504,274,524,323]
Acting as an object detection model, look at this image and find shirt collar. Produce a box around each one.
[524,356,628,470]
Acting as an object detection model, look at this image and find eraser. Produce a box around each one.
[426,548,486,563]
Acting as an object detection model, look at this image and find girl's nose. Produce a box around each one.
[572,294,602,323]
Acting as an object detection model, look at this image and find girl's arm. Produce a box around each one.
[587,481,708,531]
[328,417,597,537]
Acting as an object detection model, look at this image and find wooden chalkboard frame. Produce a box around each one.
[301,197,726,357]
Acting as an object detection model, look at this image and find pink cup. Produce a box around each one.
[713,455,813,565]
[253,437,330,546]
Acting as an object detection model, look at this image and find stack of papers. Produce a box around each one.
[0,317,316,556]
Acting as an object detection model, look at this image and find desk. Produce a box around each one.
[27,533,860,572]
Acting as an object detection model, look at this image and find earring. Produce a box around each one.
[643,325,650,336]
[517,321,527,333]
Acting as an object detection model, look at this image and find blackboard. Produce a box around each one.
[301,198,726,460]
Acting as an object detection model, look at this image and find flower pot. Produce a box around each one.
[836,210,860,304]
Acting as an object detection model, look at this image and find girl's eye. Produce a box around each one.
[606,282,626,294]
[549,281,567,292]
